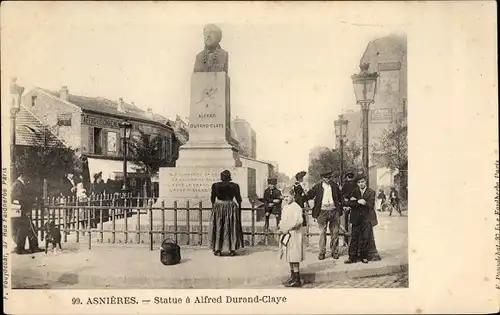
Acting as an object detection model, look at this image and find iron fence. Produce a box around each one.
[30,194,350,250]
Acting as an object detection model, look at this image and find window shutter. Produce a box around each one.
[102,130,108,154]
[88,128,94,154]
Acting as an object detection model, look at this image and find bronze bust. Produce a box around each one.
[193,24,229,73]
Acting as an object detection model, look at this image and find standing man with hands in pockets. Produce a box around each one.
[306,170,343,260]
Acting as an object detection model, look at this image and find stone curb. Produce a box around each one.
[13,261,408,289]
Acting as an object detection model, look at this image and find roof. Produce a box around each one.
[360,34,407,71]
[15,106,66,147]
[39,88,172,129]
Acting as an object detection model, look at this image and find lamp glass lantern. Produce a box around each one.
[334,115,349,138]
[119,121,133,139]
[351,63,379,104]
[10,78,25,112]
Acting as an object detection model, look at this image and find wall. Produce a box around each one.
[21,89,82,149]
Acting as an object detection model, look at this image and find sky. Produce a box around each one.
[1,2,408,177]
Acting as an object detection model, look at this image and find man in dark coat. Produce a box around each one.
[305,170,343,260]
[389,187,402,216]
[344,173,376,264]
[263,178,282,230]
[11,173,39,254]
[293,171,309,227]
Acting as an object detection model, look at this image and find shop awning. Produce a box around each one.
[87,157,144,181]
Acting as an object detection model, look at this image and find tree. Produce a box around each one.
[128,130,169,195]
[374,119,408,200]
[14,125,76,198]
[307,143,362,184]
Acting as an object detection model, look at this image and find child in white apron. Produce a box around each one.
[278,186,305,287]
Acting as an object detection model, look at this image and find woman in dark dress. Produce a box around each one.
[209,170,244,256]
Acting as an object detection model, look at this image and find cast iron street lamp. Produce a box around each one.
[10,78,25,182]
[351,63,378,186]
[334,114,349,181]
[119,120,133,192]
[334,114,349,245]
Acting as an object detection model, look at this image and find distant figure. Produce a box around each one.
[61,172,77,198]
[193,24,229,73]
[376,189,387,212]
[278,186,305,288]
[389,187,402,216]
[305,170,343,260]
[263,178,282,230]
[209,170,244,256]
[293,171,309,227]
[91,172,106,196]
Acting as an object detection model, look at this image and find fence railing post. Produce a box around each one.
[149,199,153,251]
[124,195,129,244]
[111,195,116,244]
[174,201,178,244]
[161,200,165,241]
[186,200,190,246]
[136,197,141,244]
[62,197,67,243]
[99,194,104,244]
[251,201,255,247]
[198,201,203,245]
[87,197,92,249]
[75,197,80,243]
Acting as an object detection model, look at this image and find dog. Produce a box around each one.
[43,221,62,254]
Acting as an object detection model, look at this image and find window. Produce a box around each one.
[31,95,37,107]
[93,128,103,154]
[155,136,163,159]
[107,131,117,152]
[57,113,72,126]
[165,137,172,161]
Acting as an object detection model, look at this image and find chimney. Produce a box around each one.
[117,98,125,112]
[60,86,69,101]
[146,108,154,119]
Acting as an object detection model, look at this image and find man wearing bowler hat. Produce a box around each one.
[344,173,377,264]
[305,170,343,260]
[263,178,282,230]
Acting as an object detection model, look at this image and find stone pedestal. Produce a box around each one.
[153,71,256,222]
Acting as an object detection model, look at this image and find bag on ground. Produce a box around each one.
[160,239,181,265]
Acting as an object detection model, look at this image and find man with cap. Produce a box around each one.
[293,171,309,228]
[305,170,343,260]
[263,178,282,230]
[344,173,377,264]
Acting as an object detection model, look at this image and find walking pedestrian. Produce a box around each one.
[208,170,244,256]
[344,173,375,264]
[389,187,402,216]
[263,178,282,230]
[278,186,305,287]
[305,170,343,260]
[376,189,387,212]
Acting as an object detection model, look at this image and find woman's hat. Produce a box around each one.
[295,171,307,181]
[344,170,355,178]
[93,172,102,180]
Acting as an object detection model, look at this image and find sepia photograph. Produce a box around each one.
[1,1,497,314]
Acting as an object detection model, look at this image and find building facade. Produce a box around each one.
[19,86,179,194]
[232,117,257,159]
[336,34,407,190]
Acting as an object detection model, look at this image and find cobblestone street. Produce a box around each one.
[302,271,408,288]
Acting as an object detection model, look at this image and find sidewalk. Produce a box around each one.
[11,212,408,289]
